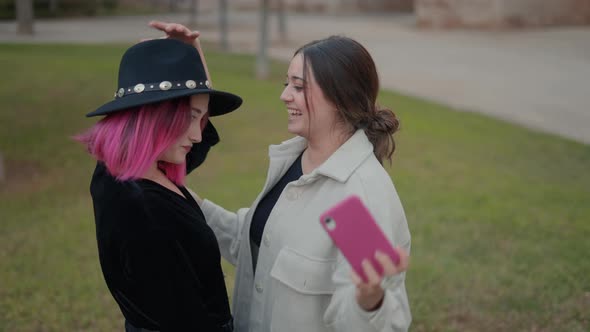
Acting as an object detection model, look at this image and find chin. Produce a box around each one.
[287,124,305,136]
[163,156,186,165]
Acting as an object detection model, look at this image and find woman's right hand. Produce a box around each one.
[351,248,409,312]
[148,21,200,46]
[147,21,212,87]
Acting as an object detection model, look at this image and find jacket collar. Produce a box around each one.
[269,129,374,183]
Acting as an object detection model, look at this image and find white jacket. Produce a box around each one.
[201,129,412,332]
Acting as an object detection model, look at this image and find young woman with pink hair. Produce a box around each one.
[77,29,241,331]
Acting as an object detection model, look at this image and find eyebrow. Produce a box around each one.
[286,75,305,82]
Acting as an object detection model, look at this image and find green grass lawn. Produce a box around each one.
[0,43,588,332]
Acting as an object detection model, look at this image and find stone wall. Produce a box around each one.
[227,0,413,12]
[499,0,590,27]
[121,0,413,13]
[416,0,590,28]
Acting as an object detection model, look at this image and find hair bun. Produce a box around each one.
[367,108,399,135]
[364,107,400,164]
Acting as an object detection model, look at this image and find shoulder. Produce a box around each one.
[91,162,145,205]
[346,155,408,231]
[91,171,165,231]
[349,154,397,196]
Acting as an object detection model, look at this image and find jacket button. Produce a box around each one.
[255,283,263,293]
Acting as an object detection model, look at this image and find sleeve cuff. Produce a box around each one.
[353,290,398,330]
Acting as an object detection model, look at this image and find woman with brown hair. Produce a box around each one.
[152,22,412,332]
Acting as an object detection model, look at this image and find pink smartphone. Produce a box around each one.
[319,195,400,282]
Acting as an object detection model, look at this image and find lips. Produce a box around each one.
[182,146,192,153]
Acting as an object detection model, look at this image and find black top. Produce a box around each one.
[250,154,303,247]
[89,122,231,331]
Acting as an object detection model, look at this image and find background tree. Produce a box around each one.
[256,0,270,79]
[188,0,199,27]
[49,0,59,14]
[16,0,34,35]
[219,0,229,51]
[169,0,179,12]
[277,0,287,42]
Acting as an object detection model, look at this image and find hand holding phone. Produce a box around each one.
[319,195,401,282]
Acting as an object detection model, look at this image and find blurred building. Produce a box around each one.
[275,0,413,12]
[123,0,413,12]
[280,0,590,28]
[121,0,590,28]
[415,0,590,28]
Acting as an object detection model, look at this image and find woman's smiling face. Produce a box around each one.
[280,53,340,139]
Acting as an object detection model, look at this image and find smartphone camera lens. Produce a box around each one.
[324,217,336,231]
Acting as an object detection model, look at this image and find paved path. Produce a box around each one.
[2,11,589,144]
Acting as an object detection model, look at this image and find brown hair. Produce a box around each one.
[294,36,399,164]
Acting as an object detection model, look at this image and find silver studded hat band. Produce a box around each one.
[114,80,211,99]
[87,39,241,117]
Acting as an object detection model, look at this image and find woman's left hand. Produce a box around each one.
[148,21,200,45]
[350,248,409,312]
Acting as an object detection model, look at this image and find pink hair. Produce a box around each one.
[76,97,191,185]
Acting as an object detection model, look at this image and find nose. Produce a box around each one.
[188,122,202,144]
[280,86,292,103]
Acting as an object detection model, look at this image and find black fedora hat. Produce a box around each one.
[86,38,242,117]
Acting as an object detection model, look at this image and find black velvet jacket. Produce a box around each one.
[90,122,231,331]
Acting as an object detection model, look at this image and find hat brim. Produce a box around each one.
[86,88,242,117]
